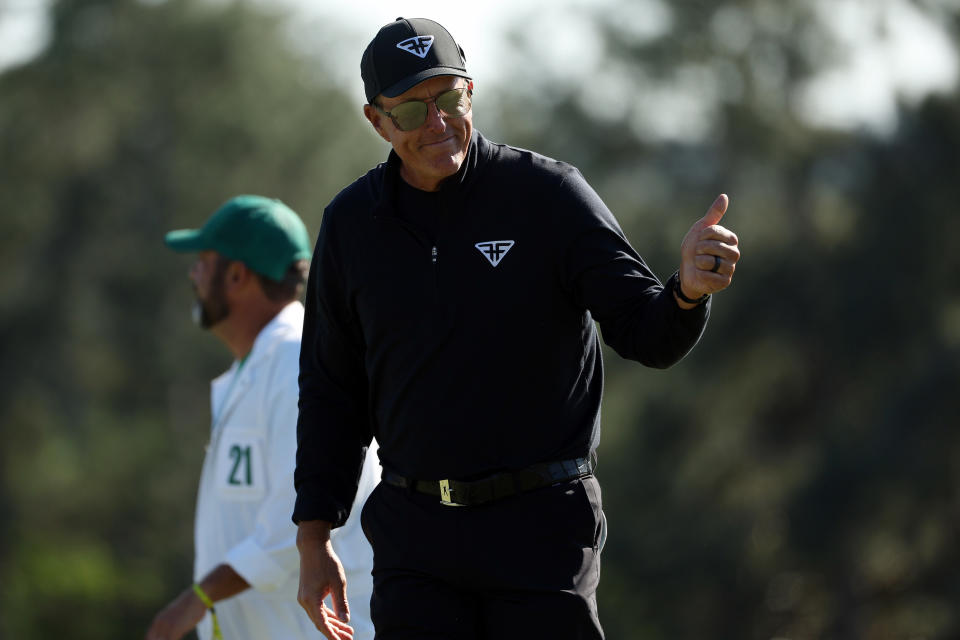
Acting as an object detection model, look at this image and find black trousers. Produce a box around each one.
[360,475,605,639]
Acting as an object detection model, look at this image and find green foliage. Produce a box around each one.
[0,0,381,637]
[486,3,960,638]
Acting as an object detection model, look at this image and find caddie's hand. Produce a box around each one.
[297,521,355,640]
[145,587,206,640]
[677,193,740,305]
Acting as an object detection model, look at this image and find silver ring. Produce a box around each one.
[710,255,722,273]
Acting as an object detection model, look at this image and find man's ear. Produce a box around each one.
[363,104,391,143]
[225,260,251,291]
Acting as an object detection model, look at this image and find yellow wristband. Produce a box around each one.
[192,583,214,608]
[192,583,224,640]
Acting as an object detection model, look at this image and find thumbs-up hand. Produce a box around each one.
[676,194,740,307]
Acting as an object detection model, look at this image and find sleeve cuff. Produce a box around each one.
[293,482,349,528]
[224,538,292,592]
[666,271,711,316]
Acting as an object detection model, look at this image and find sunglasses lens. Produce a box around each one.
[436,89,471,117]
[385,88,472,131]
[390,101,428,131]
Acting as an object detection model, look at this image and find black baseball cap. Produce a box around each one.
[361,17,470,104]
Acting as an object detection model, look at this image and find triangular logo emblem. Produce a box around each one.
[397,35,434,59]
[475,240,515,267]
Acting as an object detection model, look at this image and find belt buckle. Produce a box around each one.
[439,479,465,507]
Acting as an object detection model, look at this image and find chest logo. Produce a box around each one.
[475,240,515,267]
[396,35,435,59]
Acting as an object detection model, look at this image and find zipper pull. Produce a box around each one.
[431,246,438,264]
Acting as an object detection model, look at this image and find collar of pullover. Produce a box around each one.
[373,129,489,219]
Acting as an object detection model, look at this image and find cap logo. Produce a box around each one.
[396,35,434,58]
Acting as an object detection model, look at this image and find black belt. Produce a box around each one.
[381,457,593,507]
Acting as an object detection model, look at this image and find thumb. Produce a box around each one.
[331,580,350,623]
[699,193,728,227]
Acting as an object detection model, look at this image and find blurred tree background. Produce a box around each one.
[1,0,958,638]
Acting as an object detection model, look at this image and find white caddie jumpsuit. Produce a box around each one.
[194,301,379,640]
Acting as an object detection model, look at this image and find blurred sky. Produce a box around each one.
[1,0,958,134]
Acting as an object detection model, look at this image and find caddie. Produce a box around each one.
[146,195,379,640]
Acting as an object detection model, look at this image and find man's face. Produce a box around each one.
[189,251,230,329]
[365,75,473,192]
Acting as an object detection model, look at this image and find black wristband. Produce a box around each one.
[672,272,709,305]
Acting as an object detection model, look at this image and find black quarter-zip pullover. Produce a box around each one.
[294,131,709,527]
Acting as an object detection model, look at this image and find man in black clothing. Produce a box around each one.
[294,17,740,640]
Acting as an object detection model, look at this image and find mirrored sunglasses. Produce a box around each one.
[377,84,473,132]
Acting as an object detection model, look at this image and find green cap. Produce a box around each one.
[165,195,312,281]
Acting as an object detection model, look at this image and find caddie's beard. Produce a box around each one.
[192,263,230,329]
[192,297,230,329]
